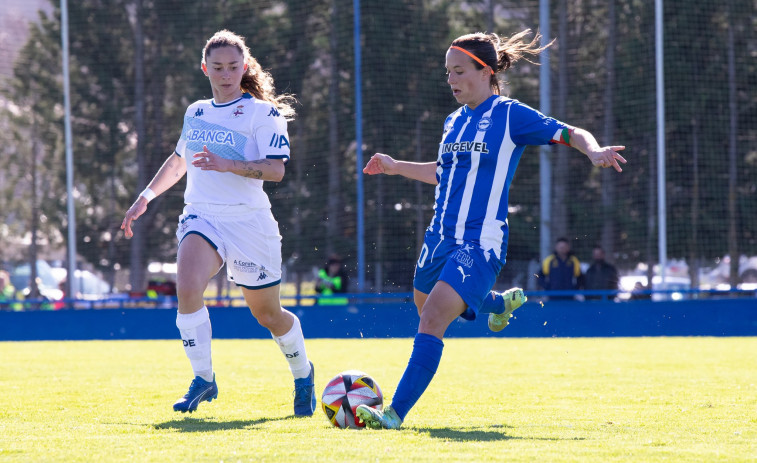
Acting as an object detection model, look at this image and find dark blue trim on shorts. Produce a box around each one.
[235,279,281,290]
[179,231,218,251]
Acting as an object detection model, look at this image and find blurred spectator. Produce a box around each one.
[314,255,349,305]
[537,237,583,300]
[147,279,177,298]
[0,270,22,311]
[147,279,177,308]
[630,282,652,300]
[584,245,619,300]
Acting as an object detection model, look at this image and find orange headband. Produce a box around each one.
[449,46,495,75]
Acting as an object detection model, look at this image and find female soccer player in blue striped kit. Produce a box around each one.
[121,30,316,416]
[356,30,626,429]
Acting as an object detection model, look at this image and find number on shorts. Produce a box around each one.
[417,243,429,268]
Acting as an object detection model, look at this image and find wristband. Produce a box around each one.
[139,187,157,202]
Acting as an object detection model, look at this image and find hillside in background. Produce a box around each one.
[0,1,52,90]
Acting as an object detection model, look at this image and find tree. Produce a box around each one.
[1,10,66,297]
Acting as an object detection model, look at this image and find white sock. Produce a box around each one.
[176,306,213,382]
[272,312,311,379]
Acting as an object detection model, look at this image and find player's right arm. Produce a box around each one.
[363,153,438,185]
[121,152,187,239]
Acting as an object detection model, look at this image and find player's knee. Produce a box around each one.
[175,277,207,303]
[250,305,284,331]
[418,310,449,338]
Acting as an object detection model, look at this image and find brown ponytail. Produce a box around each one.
[450,29,554,95]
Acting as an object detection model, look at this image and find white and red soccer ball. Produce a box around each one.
[321,370,383,429]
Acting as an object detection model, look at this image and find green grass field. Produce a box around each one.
[1,337,755,462]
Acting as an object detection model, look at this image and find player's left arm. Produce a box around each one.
[509,103,626,173]
[565,127,627,173]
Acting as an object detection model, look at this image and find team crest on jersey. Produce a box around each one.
[232,105,245,118]
[477,117,493,131]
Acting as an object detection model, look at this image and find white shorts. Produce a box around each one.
[176,203,282,289]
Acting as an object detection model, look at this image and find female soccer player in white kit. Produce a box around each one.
[356,30,626,429]
[121,30,316,416]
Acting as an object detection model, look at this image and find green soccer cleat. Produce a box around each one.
[488,287,526,332]
[356,404,402,430]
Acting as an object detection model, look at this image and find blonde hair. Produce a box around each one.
[450,30,554,95]
[202,30,297,119]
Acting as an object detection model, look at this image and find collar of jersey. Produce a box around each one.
[464,94,499,114]
[212,93,252,108]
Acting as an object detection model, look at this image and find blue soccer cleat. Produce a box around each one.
[488,287,527,332]
[173,375,218,413]
[293,361,316,416]
[356,404,402,430]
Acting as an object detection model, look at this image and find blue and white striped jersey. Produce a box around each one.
[429,95,571,260]
[174,93,290,208]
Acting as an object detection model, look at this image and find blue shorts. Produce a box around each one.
[413,232,504,321]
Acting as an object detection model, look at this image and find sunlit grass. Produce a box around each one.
[1,337,755,462]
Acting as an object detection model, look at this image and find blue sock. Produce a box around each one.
[390,333,444,421]
[479,291,505,314]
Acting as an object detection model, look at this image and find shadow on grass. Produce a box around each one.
[153,415,292,432]
[413,424,583,442]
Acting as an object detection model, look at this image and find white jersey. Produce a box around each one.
[174,93,291,208]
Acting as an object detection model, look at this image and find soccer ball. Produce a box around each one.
[321,370,383,429]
